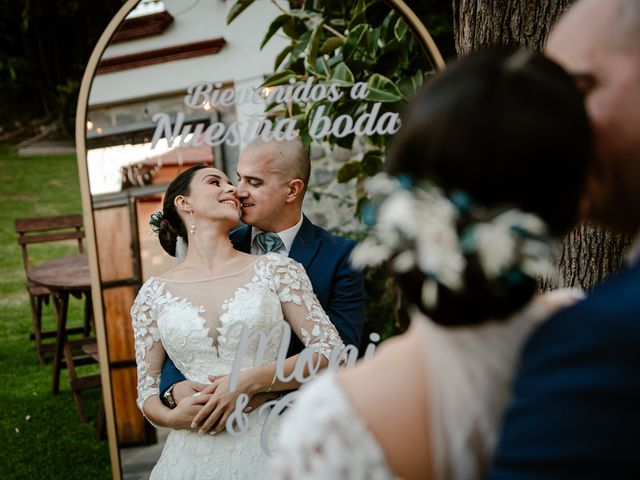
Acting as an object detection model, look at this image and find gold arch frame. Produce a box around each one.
[74,1,444,477]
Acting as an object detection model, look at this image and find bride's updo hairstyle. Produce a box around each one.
[385,48,593,326]
[156,164,209,256]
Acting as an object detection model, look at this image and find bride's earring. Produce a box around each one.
[189,209,196,235]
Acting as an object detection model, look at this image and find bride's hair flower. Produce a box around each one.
[351,172,556,309]
[149,211,165,235]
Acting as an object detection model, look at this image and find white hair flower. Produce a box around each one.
[350,172,556,309]
[473,222,516,278]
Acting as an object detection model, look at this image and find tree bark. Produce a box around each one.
[453,0,572,54]
[547,225,631,289]
[452,0,631,291]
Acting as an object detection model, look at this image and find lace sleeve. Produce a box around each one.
[265,254,344,359]
[270,372,395,479]
[131,280,166,419]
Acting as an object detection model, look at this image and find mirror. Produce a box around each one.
[75,0,444,477]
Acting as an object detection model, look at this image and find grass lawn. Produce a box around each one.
[0,146,111,479]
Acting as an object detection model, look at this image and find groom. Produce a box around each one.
[490,0,640,477]
[158,137,366,409]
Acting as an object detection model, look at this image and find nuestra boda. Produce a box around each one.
[150,78,401,149]
[222,320,380,453]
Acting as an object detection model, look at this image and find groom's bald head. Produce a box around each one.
[242,137,310,192]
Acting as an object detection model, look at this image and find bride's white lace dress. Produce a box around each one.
[131,253,343,480]
[270,289,583,480]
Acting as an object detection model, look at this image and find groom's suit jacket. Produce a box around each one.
[489,259,640,479]
[159,215,366,395]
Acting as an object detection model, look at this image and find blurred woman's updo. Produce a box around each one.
[361,48,593,326]
[151,164,208,256]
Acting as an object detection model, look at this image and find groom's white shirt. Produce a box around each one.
[250,214,304,256]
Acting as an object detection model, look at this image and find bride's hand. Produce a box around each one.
[245,391,281,411]
[191,372,258,434]
[166,391,212,430]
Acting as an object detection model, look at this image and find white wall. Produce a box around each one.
[89,0,288,105]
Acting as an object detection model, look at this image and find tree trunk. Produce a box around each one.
[548,225,631,289]
[453,0,572,54]
[452,0,631,291]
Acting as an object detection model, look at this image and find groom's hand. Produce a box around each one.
[167,392,211,430]
[172,380,206,405]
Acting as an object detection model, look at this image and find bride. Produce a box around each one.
[131,164,343,479]
[269,48,594,479]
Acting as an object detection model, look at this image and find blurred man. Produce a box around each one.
[490,1,640,477]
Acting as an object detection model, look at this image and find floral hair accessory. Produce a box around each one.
[149,211,165,235]
[351,172,556,308]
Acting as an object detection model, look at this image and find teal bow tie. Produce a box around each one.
[255,232,284,253]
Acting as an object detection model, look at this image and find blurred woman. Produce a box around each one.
[270,48,593,480]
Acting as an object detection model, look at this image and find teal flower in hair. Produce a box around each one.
[149,211,164,234]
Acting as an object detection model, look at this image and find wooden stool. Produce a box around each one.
[82,343,106,439]
[27,254,101,423]
[15,215,90,364]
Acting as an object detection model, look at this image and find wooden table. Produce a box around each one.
[27,254,101,422]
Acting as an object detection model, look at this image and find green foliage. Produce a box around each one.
[227,0,256,24]
[0,146,110,478]
[366,73,404,102]
[361,267,411,341]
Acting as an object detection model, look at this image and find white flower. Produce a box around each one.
[351,239,393,268]
[521,237,552,259]
[392,250,416,273]
[421,279,439,308]
[415,222,465,290]
[377,190,418,240]
[366,172,402,197]
[520,256,555,279]
[494,209,548,236]
[354,176,466,292]
[414,194,465,291]
[474,222,516,278]
[520,238,555,278]
[352,173,555,309]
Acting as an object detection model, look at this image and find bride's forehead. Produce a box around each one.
[196,167,228,181]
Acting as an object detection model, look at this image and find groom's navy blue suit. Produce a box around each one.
[489,258,640,479]
[159,215,366,395]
